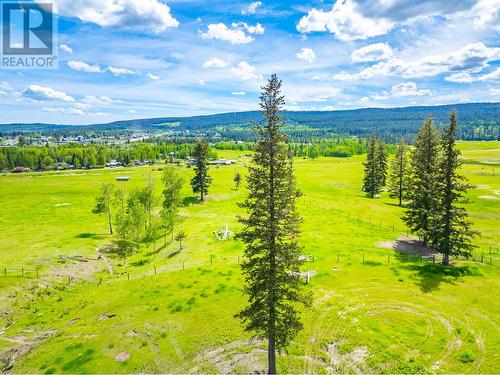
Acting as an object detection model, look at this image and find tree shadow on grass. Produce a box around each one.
[400,263,482,293]
[363,261,383,266]
[182,196,201,206]
[75,233,104,239]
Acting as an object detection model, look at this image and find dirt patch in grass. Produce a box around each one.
[326,342,370,374]
[48,255,105,282]
[186,339,266,374]
[0,329,57,372]
[377,236,436,256]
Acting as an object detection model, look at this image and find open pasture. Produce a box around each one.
[0,142,499,373]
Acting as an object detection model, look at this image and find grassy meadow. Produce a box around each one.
[0,142,499,373]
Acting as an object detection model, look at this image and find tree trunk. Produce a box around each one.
[106,196,113,235]
[442,252,450,266]
[268,335,276,374]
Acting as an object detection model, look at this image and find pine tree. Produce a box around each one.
[237,74,310,374]
[403,116,440,245]
[377,140,388,186]
[388,138,410,206]
[190,139,212,202]
[363,134,385,198]
[430,111,479,265]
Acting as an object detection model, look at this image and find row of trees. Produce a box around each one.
[0,142,210,172]
[363,112,478,265]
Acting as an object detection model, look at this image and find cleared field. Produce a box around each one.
[0,142,499,373]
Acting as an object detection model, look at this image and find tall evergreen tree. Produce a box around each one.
[377,140,388,186]
[430,111,479,265]
[403,116,440,245]
[190,139,212,202]
[363,134,385,198]
[388,138,410,206]
[237,74,309,374]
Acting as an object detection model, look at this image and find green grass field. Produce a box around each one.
[0,142,499,373]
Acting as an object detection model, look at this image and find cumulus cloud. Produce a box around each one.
[242,1,262,15]
[23,85,75,102]
[203,57,229,69]
[201,23,254,44]
[391,82,432,97]
[296,0,480,41]
[232,61,262,80]
[334,42,500,80]
[79,95,113,109]
[297,0,394,41]
[232,91,246,96]
[0,82,14,97]
[446,67,500,83]
[297,48,316,63]
[445,72,475,83]
[147,72,160,80]
[351,43,393,62]
[232,22,265,35]
[59,44,73,54]
[469,0,500,31]
[38,0,179,33]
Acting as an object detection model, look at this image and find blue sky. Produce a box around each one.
[0,0,499,124]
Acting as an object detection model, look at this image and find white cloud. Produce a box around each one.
[477,67,500,81]
[59,44,73,54]
[297,48,316,63]
[445,72,474,83]
[198,80,206,86]
[42,107,85,116]
[361,96,370,102]
[201,23,254,44]
[297,0,394,41]
[490,88,500,97]
[391,82,432,97]
[232,91,246,96]
[67,60,102,73]
[203,57,229,69]
[446,67,500,83]
[335,42,500,80]
[39,0,179,33]
[80,95,113,108]
[23,85,75,102]
[469,0,500,31]
[106,66,138,76]
[147,72,160,80]
[0,82,14,97]
[232,61,262,80]
[351,43,393,62]
[232,22,265,35]
[242,1,262,15]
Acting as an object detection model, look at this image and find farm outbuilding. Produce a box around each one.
[116,176,130,181]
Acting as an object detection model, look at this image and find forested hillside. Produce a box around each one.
[1,102,499,141]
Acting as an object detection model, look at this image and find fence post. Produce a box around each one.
[22,268,24,277]
[337,254,339,262]
[183,262,185,270]
[362,253,365,262]
[490,257,493,265]
[4,268,6,277]
[481,253,484,263]
[154,266,157,274]
[210,257,213,266]
[379,221,382,228]
[68,276,71,285]
[128,273,130,280]
[388,254,390,263]
[489,245,492,254]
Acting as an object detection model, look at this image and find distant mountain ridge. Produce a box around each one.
[1,102,499,141]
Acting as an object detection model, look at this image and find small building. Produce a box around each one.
[116,176,130,181]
